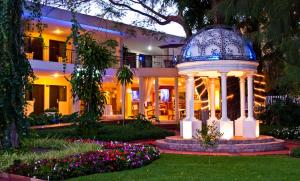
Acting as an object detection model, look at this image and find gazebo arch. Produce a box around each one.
[178,26,259,140]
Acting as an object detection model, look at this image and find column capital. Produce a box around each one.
[220,71,228,75]
[186,74,194,78]
[246,72,255,78]
[239,76,246,83]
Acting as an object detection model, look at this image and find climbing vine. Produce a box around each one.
[0,0,36,149]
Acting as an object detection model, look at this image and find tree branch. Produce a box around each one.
[108,0,173,25]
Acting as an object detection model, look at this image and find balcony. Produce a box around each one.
[124,55,180,68]
[25,46,76,64]
[25,46,120,72]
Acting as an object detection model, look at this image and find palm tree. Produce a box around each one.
[116,65,134,125]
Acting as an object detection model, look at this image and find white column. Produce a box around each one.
[180,74,201,139]
[154,77,159,118]
[247,75,254,118]
[219,72,233,140]
[174,77,179,122]
[240,77,246,118]
[207,78,218,126]
[235,76,246,136]
[243,73,259,138]
[220,72,228,121]
[187,75,194,118]
[210,78,216,118]
[138,77,145,114]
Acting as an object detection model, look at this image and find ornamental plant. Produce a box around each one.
[291,147,300,158]
[69,32,117,119]
[6,141,160,180]
[195,121,223,164]
[116,65,134,124]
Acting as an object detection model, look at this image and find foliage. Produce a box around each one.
[0,138,100,171]
[291,147,300,158]
[76,114,103,138]
[116,65,134,85]
[270,126,300,140]
[6,141,160,180]
[68,154,300,181]
[0,0,36,149]
[258,98,300,127]
[48,0,218,38]
[69,32,117,119]
[33,124,174,142]
[44,107,58,112]
[26,112,78,126]
[116,65,134,123]
[129,114,160,129]
[195,121,223,150]
[217,0,300,95]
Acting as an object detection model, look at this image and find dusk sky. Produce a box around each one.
[87,2,186,38]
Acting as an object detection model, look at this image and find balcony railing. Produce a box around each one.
[26,46,121,69]
[124,55,181,68]
[25,46,77,64]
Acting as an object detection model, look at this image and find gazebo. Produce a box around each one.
[156,26,285,152]
[178,26,259,140]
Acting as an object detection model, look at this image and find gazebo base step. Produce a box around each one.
[156,136,286,153]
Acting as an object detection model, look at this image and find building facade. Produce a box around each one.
[24,6,266,124]
[24,5,187,122]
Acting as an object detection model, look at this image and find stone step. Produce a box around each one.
[156,138,286,153]
[164,136,276,145]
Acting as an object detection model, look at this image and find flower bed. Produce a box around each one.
[6,140,160,180]
[271,126,300,140]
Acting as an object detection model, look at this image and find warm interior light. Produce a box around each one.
[53,29,63,34]
[53,73,60,78]
[147,45,152,51]
[215,90,220,110]
[254,94,266,99]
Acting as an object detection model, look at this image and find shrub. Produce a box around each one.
[259,98,300,127]
[271,126,300,140]
[76,113,103,137]
[195,121,223,150]
[26,112,78,126]
[6,141,160,180]
[33,124,174,142]
[129,114,159,129]
[291,147,300,158]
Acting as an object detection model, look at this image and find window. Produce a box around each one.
[24,36,43,60]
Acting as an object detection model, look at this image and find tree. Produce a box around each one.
[0,0,36,149]
[100,0,221,38]
[69,32,117,119]
[116,65,134,124]
[46,0,218,38]
[216,0,300,95]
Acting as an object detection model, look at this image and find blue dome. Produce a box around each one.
[182,26,256,62]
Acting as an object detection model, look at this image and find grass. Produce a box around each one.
[33,124,174,141]
[68,154,300,181]
[0,138,101,171]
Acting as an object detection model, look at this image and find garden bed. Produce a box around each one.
[5,140,160,180]
[0,138,101,171]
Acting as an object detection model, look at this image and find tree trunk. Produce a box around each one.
[122,84,126,125]
[8,121,19,148]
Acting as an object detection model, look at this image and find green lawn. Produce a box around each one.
[69,154,300,181]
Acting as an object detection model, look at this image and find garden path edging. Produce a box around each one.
[0,172,44,181]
